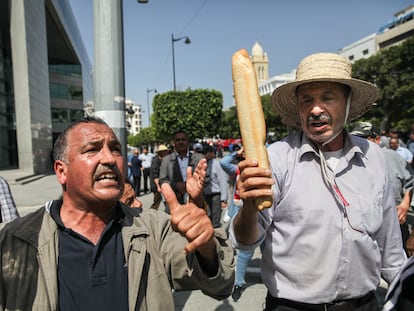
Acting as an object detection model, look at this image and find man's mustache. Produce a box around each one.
[308,113,331,122]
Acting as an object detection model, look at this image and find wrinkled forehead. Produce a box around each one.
[69,123,119,143]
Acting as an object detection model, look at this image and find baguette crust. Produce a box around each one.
[232,49,273,210]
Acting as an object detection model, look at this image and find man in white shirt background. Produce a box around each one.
[139,147,154,194]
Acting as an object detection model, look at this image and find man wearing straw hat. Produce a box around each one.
[230,53,406,310]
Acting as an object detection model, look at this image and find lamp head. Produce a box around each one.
[126,107,135,115]
[184,37,191,44]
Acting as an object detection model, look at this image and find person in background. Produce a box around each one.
[126,148,134,185]
[0,117,235,310]
[389,137,413,166]
[388,127,407,148]
[216,143,223,158]
[149,144,170,210]
[405,124,414,157]
[130,148,142,196]
[220,145,255,302]
[231,52,405,310]
[193,142,204,154]
[202,144,228,228]
[159,130,204,205]
[407,233,414,258]
[0,176,19,223]
[221,144,243,223]
[351,121,413,256]
[383,255,414,311]
[119,181,142,208]
[139,147,154,194]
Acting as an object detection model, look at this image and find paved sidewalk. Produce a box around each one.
[2,170,61,216]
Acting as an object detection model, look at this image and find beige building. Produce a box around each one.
[249,41,295,97]
[250,41,269,85]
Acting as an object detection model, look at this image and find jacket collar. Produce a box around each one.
[11,200,151,249]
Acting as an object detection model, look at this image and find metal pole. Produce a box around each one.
[171,34,176,91]
[146,88,150,127]
[93,0,127,157]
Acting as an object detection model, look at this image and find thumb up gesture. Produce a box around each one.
[161,159,215,254]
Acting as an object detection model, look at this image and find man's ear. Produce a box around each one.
[54,160,67,185]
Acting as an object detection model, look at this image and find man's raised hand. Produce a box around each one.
[161,158,214,254]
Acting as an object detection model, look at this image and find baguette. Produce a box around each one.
[232,49,273,210]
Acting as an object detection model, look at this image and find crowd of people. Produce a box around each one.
[1,51,414,310]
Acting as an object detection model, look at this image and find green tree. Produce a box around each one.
[261,94,292,140]
[221,94,291,142]
[152,89,223,141]
[127,127,157,148]
[219,106,240,138]
[352,36,414,132]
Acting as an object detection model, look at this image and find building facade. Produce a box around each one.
[0,0,92,173]
[250,41,295,97]
[338,5,414,63]
[250,41,269,85]
[125,99,142,136]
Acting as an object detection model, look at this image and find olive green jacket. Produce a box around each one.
[0,202,235,310]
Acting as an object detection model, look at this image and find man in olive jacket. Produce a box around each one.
[0,117,234,310]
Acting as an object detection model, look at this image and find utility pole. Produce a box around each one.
[93,0,127,157]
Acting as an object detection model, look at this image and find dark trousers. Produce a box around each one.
[151,191,162,210]
[205,193,222,228]
[264,291,379,311]
[133,175,141,196]
[142,168,150,193]
[402,223,410,255]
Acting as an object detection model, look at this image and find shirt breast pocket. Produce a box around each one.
[345,193,383,236]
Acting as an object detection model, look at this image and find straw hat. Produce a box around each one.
[271,53,378,125]
[156,144,169,153]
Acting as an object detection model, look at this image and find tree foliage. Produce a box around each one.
[219,106,240,138]
[152,89,223,141]
[261,94,292,141]
[218,94,289,141]
[352,36,414,133]
[127,127,157,148]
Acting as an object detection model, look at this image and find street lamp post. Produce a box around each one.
[146,88,157,127]
[171,34,191,91]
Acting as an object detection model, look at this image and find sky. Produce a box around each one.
[69,0,413,127]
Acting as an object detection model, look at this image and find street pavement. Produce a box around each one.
[2,170,267,311]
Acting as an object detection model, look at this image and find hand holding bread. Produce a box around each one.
[232,49,273,210]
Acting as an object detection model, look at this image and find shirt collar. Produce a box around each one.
[175,150,190,159]
[299,130,365,162]
[49,200,125,229]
